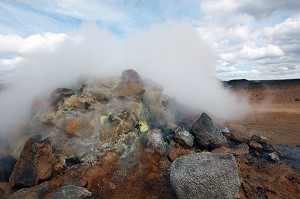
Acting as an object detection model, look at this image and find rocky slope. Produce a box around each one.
[0,70,299,199]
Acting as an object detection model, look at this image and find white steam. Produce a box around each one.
[0,23,249,136]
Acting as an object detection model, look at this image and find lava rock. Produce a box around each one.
[170,153,240,199]
[173,127,194,148]
[0,156,17,182]
[9,138,54,188]
[50,185,92,199]
[190,113,226,149]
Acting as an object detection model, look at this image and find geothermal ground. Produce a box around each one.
[224,79,300,145]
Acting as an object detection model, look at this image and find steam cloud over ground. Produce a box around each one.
[0,23,249,137]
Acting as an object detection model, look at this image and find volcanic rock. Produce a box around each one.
[7,181,50,199]
[173,127,194,148]
[168,141,194,161]
[275,144,300,170]
[237,155,300,199]
[141,129,167,155]
[228,131,253,144]
[268,152,280,162]
[170,153,240,199]
[9,138,54,188]
[50,185,92,199]
[190,113,227,149]
[0,156,17,182]
[49,88,74,106]
[251,134,267,144]
[249,141,263,151]
[117,69,145,100]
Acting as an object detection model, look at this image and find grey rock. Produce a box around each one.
[235,143,249,150]
[190,113,227,149]
[50,185,92,199]
[274,144,300,171]
[268,152,280,162]
[221,127,230,134]
[170,153,240,199]
[173,127,194,148]
[141,129,167,155]
[8,181,50,199]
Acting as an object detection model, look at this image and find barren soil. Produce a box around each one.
[227,80,300,145]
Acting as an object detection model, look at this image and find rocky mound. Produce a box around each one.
[0,69,299,198]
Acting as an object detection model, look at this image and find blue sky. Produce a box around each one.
[0,0,300,80]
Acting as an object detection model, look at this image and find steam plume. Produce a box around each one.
[0,23,249,137]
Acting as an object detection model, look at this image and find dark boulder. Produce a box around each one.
[9,138,54,188]
[0,156,17,182]
[190,113,226,149]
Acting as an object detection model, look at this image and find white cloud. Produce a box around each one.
[0,33,68,56]
[240,44,284,59]
[264,18,300,38]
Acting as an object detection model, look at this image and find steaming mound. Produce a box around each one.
[0,70,299,198]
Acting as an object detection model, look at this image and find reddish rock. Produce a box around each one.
[168,141,194,161]
[228,131,253,144]
[249,141,263,151]
[117,69,145,100]
[9,138,54,188]
[0,182,11,198]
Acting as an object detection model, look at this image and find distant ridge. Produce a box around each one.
[222,79,300,89]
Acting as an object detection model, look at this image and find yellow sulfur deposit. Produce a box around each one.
[138,121,149,133]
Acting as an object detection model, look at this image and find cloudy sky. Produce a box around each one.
[0,0,300,81]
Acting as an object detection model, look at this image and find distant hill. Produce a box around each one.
[222,79,300,89]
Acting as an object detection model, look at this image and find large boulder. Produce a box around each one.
[170,153,240,199]
[9,138,54,188]
[117,69,145,100]
[190,113,227,149]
